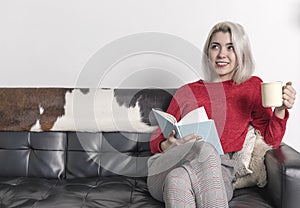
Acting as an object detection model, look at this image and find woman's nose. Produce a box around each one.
[217,47,226,58]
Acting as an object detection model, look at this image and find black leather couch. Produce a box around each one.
[0,88,300,208]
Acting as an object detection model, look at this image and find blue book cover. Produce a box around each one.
[177,120,224,155]
[152,108,224,155]
[152,108,182,138]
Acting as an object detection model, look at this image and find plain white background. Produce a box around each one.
[1,0,300,151]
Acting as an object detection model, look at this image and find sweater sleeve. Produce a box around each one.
[251,77,288,148]
[149,127,164,154]
[149,86,188,154]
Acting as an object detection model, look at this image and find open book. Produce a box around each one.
[152,107,224,155]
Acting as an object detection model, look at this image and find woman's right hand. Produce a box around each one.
[160,130,201,152]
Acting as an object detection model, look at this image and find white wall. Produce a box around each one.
[1,0,300,151]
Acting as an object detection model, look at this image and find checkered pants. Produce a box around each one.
[147,141,236,208]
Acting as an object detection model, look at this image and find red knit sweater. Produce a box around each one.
[150,76,288,154]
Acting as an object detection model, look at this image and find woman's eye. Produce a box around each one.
[228,45,234,50]
[211,44,219,49]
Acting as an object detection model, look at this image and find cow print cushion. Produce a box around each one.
[0,88,175,132]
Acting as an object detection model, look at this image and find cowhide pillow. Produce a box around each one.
[0,88,174,132]
[233,126,272,189]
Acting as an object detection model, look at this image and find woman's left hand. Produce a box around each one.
[274,82,296,118]
[281,82,296,109]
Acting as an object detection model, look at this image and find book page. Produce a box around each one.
[152,109,177,124]
[178,107,208,125]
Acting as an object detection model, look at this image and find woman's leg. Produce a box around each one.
[182,142,228,208]
[147,141,199,202]
[147,141,233,207]
[163,167,196,208]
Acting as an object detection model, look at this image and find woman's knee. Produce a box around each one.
[197,141,218,153]
[188,141,220,163]
[164,167,192,191]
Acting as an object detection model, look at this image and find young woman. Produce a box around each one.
[147,21,297,208]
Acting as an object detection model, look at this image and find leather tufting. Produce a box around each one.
[0,177,162,208]
[0,132,66,179]
[66,132,152,178]
[0,131,300,207]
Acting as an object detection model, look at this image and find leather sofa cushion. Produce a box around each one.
[0,176,274,208]
[0,131,153,179]
[0,132,66,179]
[229,187,274,208]
[66,132,152,178]
[0,176,163,208]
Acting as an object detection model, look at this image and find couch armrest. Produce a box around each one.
[265,143,300,208]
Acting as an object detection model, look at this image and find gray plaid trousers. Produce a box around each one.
[147,141,237,208]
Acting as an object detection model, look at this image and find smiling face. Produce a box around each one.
[208,31,238,81]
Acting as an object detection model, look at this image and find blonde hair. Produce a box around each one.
[202,21,255,84]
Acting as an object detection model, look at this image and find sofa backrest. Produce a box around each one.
[66,131,152,178]
[0,131,66,179]
[0,88,177,179]
[0,131,153,179]
[0,88,176,132]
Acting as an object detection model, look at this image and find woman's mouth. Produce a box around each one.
[216,62,229,67]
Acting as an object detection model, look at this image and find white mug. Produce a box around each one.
[261,81,283,107]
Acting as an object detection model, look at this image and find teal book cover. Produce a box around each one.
[152,108,224,155]
[177,120,224,155]
[152,108,182,138]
